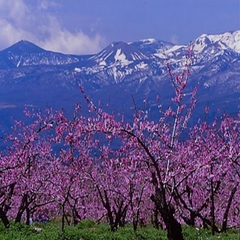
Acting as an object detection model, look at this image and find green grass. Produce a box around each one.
[182,225,240,240]
[0,220,238,240]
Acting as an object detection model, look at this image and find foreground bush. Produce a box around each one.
[0,221,239,240]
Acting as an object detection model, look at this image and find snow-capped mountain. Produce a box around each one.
[91,41,155,64]
[0,40,83,69]
[75,41,162,84]
[192,30,240,54]
[129,38,174,55]
[0,30,239,131]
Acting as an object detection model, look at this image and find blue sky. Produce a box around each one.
[0,0,239,54]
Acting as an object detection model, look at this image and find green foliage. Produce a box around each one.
[76,219,96,229]
[182,226,240,240]
[0,221,239,240]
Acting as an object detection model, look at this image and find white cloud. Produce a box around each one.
[38,1,49,10]
[0,0,29,23]
[0,0,105,54]
[39,16,104,54]
[37,0,61,11]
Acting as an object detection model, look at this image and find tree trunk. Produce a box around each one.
[114,200,128,228]
[221,184,238,232]
[151,205,160,229]
[25,207,30,225]
[0,208,10,228]
[61,204,65,233]
[103,190,115,231]
[151,172,184,240]
[15,194,27,223]
[210,166,215,236]
[151,188,184,240]
[160,205,184,240]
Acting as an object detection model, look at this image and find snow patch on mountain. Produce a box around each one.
[155,45,186,58]
[192,30,240,54]
[129,38,174,56]
[114,49,131,65]
[136,62,148,69]
[137,38,158,44]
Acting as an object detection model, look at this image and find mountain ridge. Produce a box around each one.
[0,30,239,131]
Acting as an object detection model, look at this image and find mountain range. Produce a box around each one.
[0,30,239,131]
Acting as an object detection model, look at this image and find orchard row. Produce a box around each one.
[0,66,239,240]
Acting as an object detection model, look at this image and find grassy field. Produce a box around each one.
[0,220,239,240]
